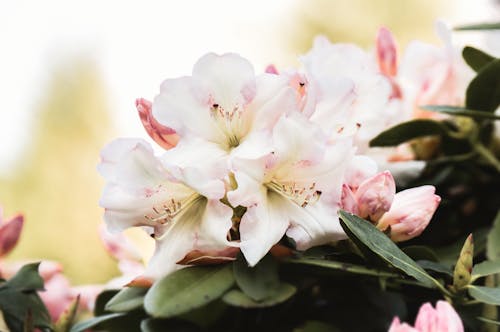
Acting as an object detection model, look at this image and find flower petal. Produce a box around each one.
[136,98,179,150]
[355,171,395,221]
[0,214,23,257]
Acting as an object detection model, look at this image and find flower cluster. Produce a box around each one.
[98,25,453,281]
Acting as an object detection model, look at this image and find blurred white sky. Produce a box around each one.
[0,0,498,175]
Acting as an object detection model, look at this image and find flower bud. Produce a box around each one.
[0,213,24,257]
[355,171,395,222]
[376,27,398,77]
[377,185,440,242]
[136,98,179,150]
[452,234,473,291]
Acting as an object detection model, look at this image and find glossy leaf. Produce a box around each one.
[69,313,125,332]
[233,253,280,301]
[455,22,500,31]
[339,210,439,289]
[421,105,500,120]
[369,119,449,147]
[466,59,500,112]
[487,211,500,261]
[469,285,500,305]
[144,265,234,318]
[222,283,296,308]
[105,287,147,312]
[462,46,495,72]
[416,260,453,277]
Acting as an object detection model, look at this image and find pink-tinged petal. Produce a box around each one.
[39,261,64,281]
[355,171,395,221]
[343,155,378,190]
[265,64,279,74]
[377,186,441,242]
[388,317,419,332]
[376,27,398,77]
[414,301,464,332]
[100,224,142,262]
[0,214,23,257]
[239,191,290,266]
[136,98,179,150]
[341,184,359,215]
[71,285,102,312]
[39,273,75,322]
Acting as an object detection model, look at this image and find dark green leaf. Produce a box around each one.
[469,285,500,305]
[369,119,449,147]
[1,263,44,292]
[416,260,453,276]
[421,105,500,120]
[487,211,500,261]
[105,287,147,312]
[455,22,500,31]
[233,253,280,301]
[466,59,500,112]
[294,320,340,332]
[222,283,296,308]
[69,313,125,332]
[338,211,440,289]
[144,265,234,318]
[284,257,399,278]
[462,46,496,72]
[140,318,200,332]
[402,245,439,262]
[0,289,52,331]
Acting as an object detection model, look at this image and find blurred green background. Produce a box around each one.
[0,0,497,285]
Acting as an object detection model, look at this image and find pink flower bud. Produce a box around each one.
[0,213,24,257]
[377,185,440,242]
[265,64,279,74]
[355,171,395,222]
[341,184,359,215]
[136,98,179,150]
[376,27,398,77]
[389,301,464,332]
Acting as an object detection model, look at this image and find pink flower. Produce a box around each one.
[355,171,395,221]
[377,186,441,242]
[389,301,464,332]
[136,98,179,150]
[0,209,23,258]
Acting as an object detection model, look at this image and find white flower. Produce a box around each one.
[98,138,234,279]
[228,114,354,265]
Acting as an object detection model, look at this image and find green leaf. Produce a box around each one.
[477,317,500,326]
[69,313,125,332]
[105,287,147,312]
[469,285,500,305]
[487,211,500,261]
[402,245,439,262]
[421,105,500,120]
[144,265,234,318]
[284,257,399,278]
[0,263,44,292]
[369,119,449,147]
[462,46,496,72]
[233,253,280,301]
[140,318,200,332]
[222,283,296,308]
[416,260,453,277]
[466,59,500,112]
[338,210,440,289]
[455,22,500,31]
[472,260,500,280]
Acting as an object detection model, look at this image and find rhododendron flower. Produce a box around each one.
[389,300,464,332]
[228,114,354,265]
[0,208,23,258]
[342,171,440,242]
[98,138,235,279]
[377,186,441,242]
[152,53,297,152]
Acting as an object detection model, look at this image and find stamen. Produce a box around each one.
[143,193,200,226]
[267,180,322,208]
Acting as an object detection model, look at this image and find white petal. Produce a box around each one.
[193,53,256,111]
[239,190,289,266]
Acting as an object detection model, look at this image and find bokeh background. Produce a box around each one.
[0,0,499,285]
